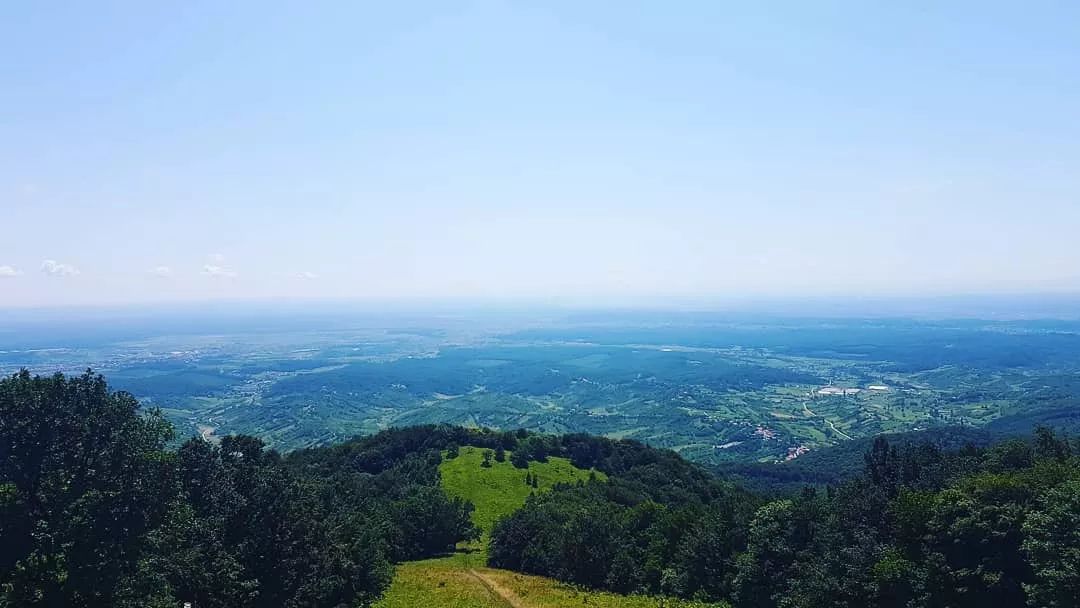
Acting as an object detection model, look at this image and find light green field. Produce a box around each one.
[438,446,605,544]
[374,447,724,608]
[374,556,499,608]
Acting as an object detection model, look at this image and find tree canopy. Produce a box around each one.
[0,370,478,607]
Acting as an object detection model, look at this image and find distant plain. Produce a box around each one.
[4,305,1079,464]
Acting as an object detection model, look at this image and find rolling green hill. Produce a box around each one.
[374,445,722,608]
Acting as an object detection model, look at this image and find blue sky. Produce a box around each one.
[2,1,1078,307]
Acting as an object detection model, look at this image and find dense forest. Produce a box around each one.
[0,370,477,607]
[2,370,1079,607]
[490,428,1080,607]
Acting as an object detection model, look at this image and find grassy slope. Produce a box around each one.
[439,446,604,544]
[375,556,500,608]
[375,446,725,608]
[377,554,723,608]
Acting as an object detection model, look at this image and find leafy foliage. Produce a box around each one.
[491,424,1080,607]
[0,370,174,607]
[0,371,480,607]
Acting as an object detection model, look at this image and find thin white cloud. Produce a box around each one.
[0,265,22,277]
[201,253,237,278]
[40,259,79,277]
[296,271,319,280]
[202,264,237,278]
[150,265,173,278]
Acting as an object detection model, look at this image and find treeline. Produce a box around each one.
[489,426,1080,607]
[0,370,477,607]
[715,426,998,495]
[291,423,742,507]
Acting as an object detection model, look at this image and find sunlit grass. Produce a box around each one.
[375,556,728,608]
[439,445,604,545]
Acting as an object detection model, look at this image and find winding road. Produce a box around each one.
[803,401,853,441]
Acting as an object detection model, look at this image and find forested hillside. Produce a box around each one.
[490,428,1080,607]
[714,425,999,495]
[0,370,477,607]
[2,369,1078,607]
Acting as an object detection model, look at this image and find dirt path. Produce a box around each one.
[468,569,526,608]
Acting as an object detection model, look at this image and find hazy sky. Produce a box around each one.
[2,1,1079,308]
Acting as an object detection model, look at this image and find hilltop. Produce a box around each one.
[376,445,717,608]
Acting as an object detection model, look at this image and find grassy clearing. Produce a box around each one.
[374,556,503,608]
[439,446,604,542]
[374,555,727,608]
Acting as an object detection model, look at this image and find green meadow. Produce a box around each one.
[438,445,604,545]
